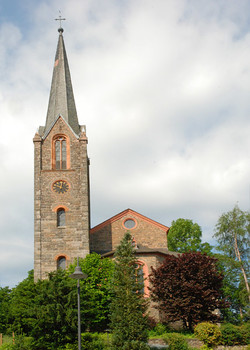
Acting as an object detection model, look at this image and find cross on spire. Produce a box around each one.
[55,11,66,32]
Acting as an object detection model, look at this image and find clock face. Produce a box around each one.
[52,180,69,194]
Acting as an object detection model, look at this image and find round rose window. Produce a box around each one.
[123,218,136,229]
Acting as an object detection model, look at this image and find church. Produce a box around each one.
[33,26,173,292]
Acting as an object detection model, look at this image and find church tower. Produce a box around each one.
[33,27,90,281]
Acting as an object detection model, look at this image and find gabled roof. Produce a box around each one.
[41,115,81,140]
[90,208,169,234]
[44,29,80,136]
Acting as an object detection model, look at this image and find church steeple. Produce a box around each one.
[34,25,90,281]
[44,28,80,136]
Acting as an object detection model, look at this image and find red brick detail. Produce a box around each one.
[52,205,69,212]
[54,253,70,261]
[122,217,138,230]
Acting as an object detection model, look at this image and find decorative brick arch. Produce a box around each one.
[54,253,70,261]
[52,205,69,212]
[54,254,70,270]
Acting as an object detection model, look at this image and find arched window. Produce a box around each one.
[57,208,65,227]
[54,136,67,169]
[135,263,145,295]
[57,256,66,270]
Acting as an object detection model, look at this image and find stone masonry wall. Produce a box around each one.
[34,117,90,280]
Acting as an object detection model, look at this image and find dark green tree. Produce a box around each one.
[0,286,11,333]
[8,270,37,335]
[168,218,212,253]
[30,269,76,350]
[5,254,114,349]
[214,205,250,306]
[110,232,150,350]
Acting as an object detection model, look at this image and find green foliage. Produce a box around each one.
[0,287,11,333]
[151,323,169,336]
[7,270,37,335]
[58,344,77,350]
[68,253,115,332]
[80,332,106,350]
[1,254,114,349]
[0,335,33,350]
[215,253,245,323]
[0,345,13,350]
[220,323,243,345]
[214,205,250,261]
[30,269,77,350]
[240,322,250,344]
[150,252,227,331]
[168,218,212,254]
[163,333,189,350]
[213,205,250,316]
[110,232,149,349]
[194,322,221,347]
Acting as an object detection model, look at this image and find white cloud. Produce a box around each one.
[1,0,250,287]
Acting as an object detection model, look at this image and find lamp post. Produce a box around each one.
[69,257,87,350]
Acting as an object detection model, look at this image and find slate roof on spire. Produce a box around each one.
[44,29,80,136]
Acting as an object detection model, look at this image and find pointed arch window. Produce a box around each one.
[53,135,69,170]
[57,208,66,227]
[57,256,66,270]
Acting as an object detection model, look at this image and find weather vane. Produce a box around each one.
[55,11,66,31]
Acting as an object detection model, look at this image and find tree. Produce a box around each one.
[167,218,212,253]
[5,254,114,349]
[8,270,37,335]
[0,286,11,333]
[68,253,115,331]
[110,232,150,350]
[215,253,248,323]
[150,252,228,331]
[214,205,250,304]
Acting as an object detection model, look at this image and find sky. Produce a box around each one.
[1,0,250,288]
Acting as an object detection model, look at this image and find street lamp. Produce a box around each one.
[69,257,87,350]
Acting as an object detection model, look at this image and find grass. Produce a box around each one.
[1,335,13,345]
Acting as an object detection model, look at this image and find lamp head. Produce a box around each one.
[69,265,87,280]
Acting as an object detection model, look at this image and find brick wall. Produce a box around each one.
[90,211,168,254]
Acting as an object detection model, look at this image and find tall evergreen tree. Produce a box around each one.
[110,232,150,350]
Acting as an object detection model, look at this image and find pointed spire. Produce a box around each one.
[44,29,80,136]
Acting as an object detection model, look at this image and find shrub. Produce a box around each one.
[148,323,170,337]
[240,322,250,344]
[194,322,221,347]
[80,332,105,350]
[154,323,168,335]
[220,323,243,345]
[58,343,77,350]
[163,333,189,350]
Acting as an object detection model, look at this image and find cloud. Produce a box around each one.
[1,0,250,287]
